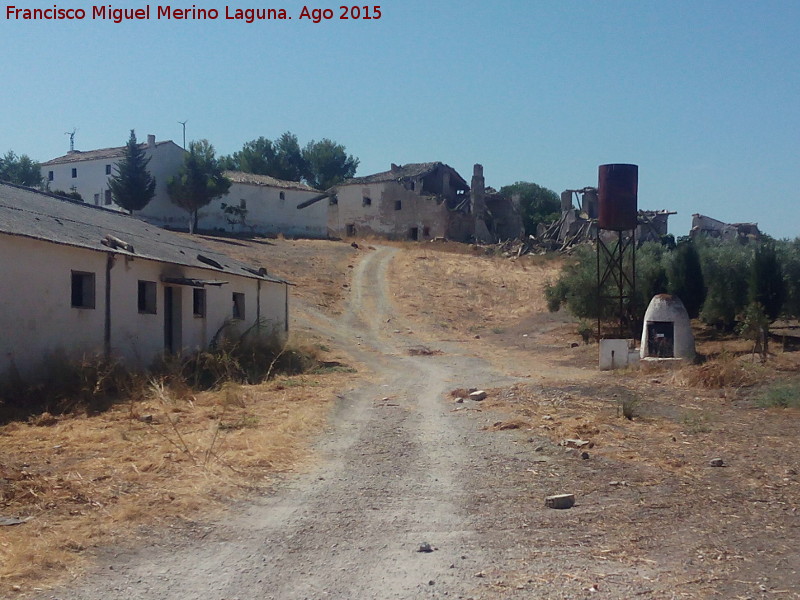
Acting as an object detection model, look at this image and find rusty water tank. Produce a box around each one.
[598,163,638,231]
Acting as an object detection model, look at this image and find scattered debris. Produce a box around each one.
[561,438,591,449]
[417,542,434,553]
[0,516,33,526]
[469,390,488,401]
[407,345,442,356]
[709,458,725,467]
[545,494,576,509]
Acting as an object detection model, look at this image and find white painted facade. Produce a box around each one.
[0,183,289,379]
[199,172,327,238]
[41,135,188,228]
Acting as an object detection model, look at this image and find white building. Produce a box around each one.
[640,294,696,361]
[200,171,327,238]
[40,134,188,228]
[0,182,289,379]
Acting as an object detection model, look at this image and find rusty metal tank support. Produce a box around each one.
[596,164,638,339]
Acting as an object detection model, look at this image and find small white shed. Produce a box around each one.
[640,294,696,360]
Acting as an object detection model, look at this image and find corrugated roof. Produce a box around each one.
[0,182,286,284]
[342,162,468,187]
[223,171,320,192]
[41,141,180,166]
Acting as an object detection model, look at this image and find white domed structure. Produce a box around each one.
[640,294,696,360]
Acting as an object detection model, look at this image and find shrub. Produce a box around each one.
[756,380,800,408]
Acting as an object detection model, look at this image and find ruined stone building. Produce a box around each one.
[305,162,522,242]
[690,213,761,241]
[536,187,674,249]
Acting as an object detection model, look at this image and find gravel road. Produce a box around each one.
[36,247,557,600]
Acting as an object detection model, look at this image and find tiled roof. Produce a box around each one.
[41,141,179,166]
[223,171,320,192]
[0,182,286,284]
[342,162,468,187]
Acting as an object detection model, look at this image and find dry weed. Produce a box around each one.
[390,247,562,336]
[680,353,764,389]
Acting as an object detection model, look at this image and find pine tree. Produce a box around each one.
[108,130,156,213]
[167,140,231,233]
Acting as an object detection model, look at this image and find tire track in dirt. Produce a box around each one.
[34,246,528,600]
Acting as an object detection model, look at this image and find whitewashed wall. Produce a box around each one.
[42,140,187,227]
[200,182,328,238]
[0,235,288,377]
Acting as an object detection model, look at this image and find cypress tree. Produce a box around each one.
[667,240,706,318]
[108,130,156,213]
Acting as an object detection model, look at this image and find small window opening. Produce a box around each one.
[422,226,430,238]
[71,168,77,178]
[71,271,95,309]
[394,200,402,211]
[193,288,207,318]
[279,191,285,200]
[138,281,157,314]
[239,198,247,209]
[48,171,54,181]
[232,292,246,320]
[105,164,112,175]
[362,196,372,206]
[346,224,356,237]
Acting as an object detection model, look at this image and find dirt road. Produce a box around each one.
[26,243,800,600]
[32,247,550,599]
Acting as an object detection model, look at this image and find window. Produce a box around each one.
[423,226,430,238]
[409,227,419,241]
[232,292,245,320]
[362,196,372,207]
[48,171,54,181]
[279,191,285,200]
[71,168,77,178]
[137,281,157,314]
[105,164,112,175]
[239,198,247,209]
[104,189,112,205]
[193,288,207,318]
[394,200,402,211]
[346,224,356,237]
[71,271,95,309]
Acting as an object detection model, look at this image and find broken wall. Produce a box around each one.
[330,181,451,240]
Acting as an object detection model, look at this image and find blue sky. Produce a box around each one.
[2,1,798,238]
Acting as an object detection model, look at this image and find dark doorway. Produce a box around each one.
[345,223,356,237]
[647,321,674,358]
[164,287,183,353]
[409,227,419,241]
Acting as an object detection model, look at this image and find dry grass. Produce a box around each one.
[389,246,563,336]
[0,356,355,591]
[190,235,358,314]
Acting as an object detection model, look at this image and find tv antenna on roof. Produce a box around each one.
[65,128,77,152]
